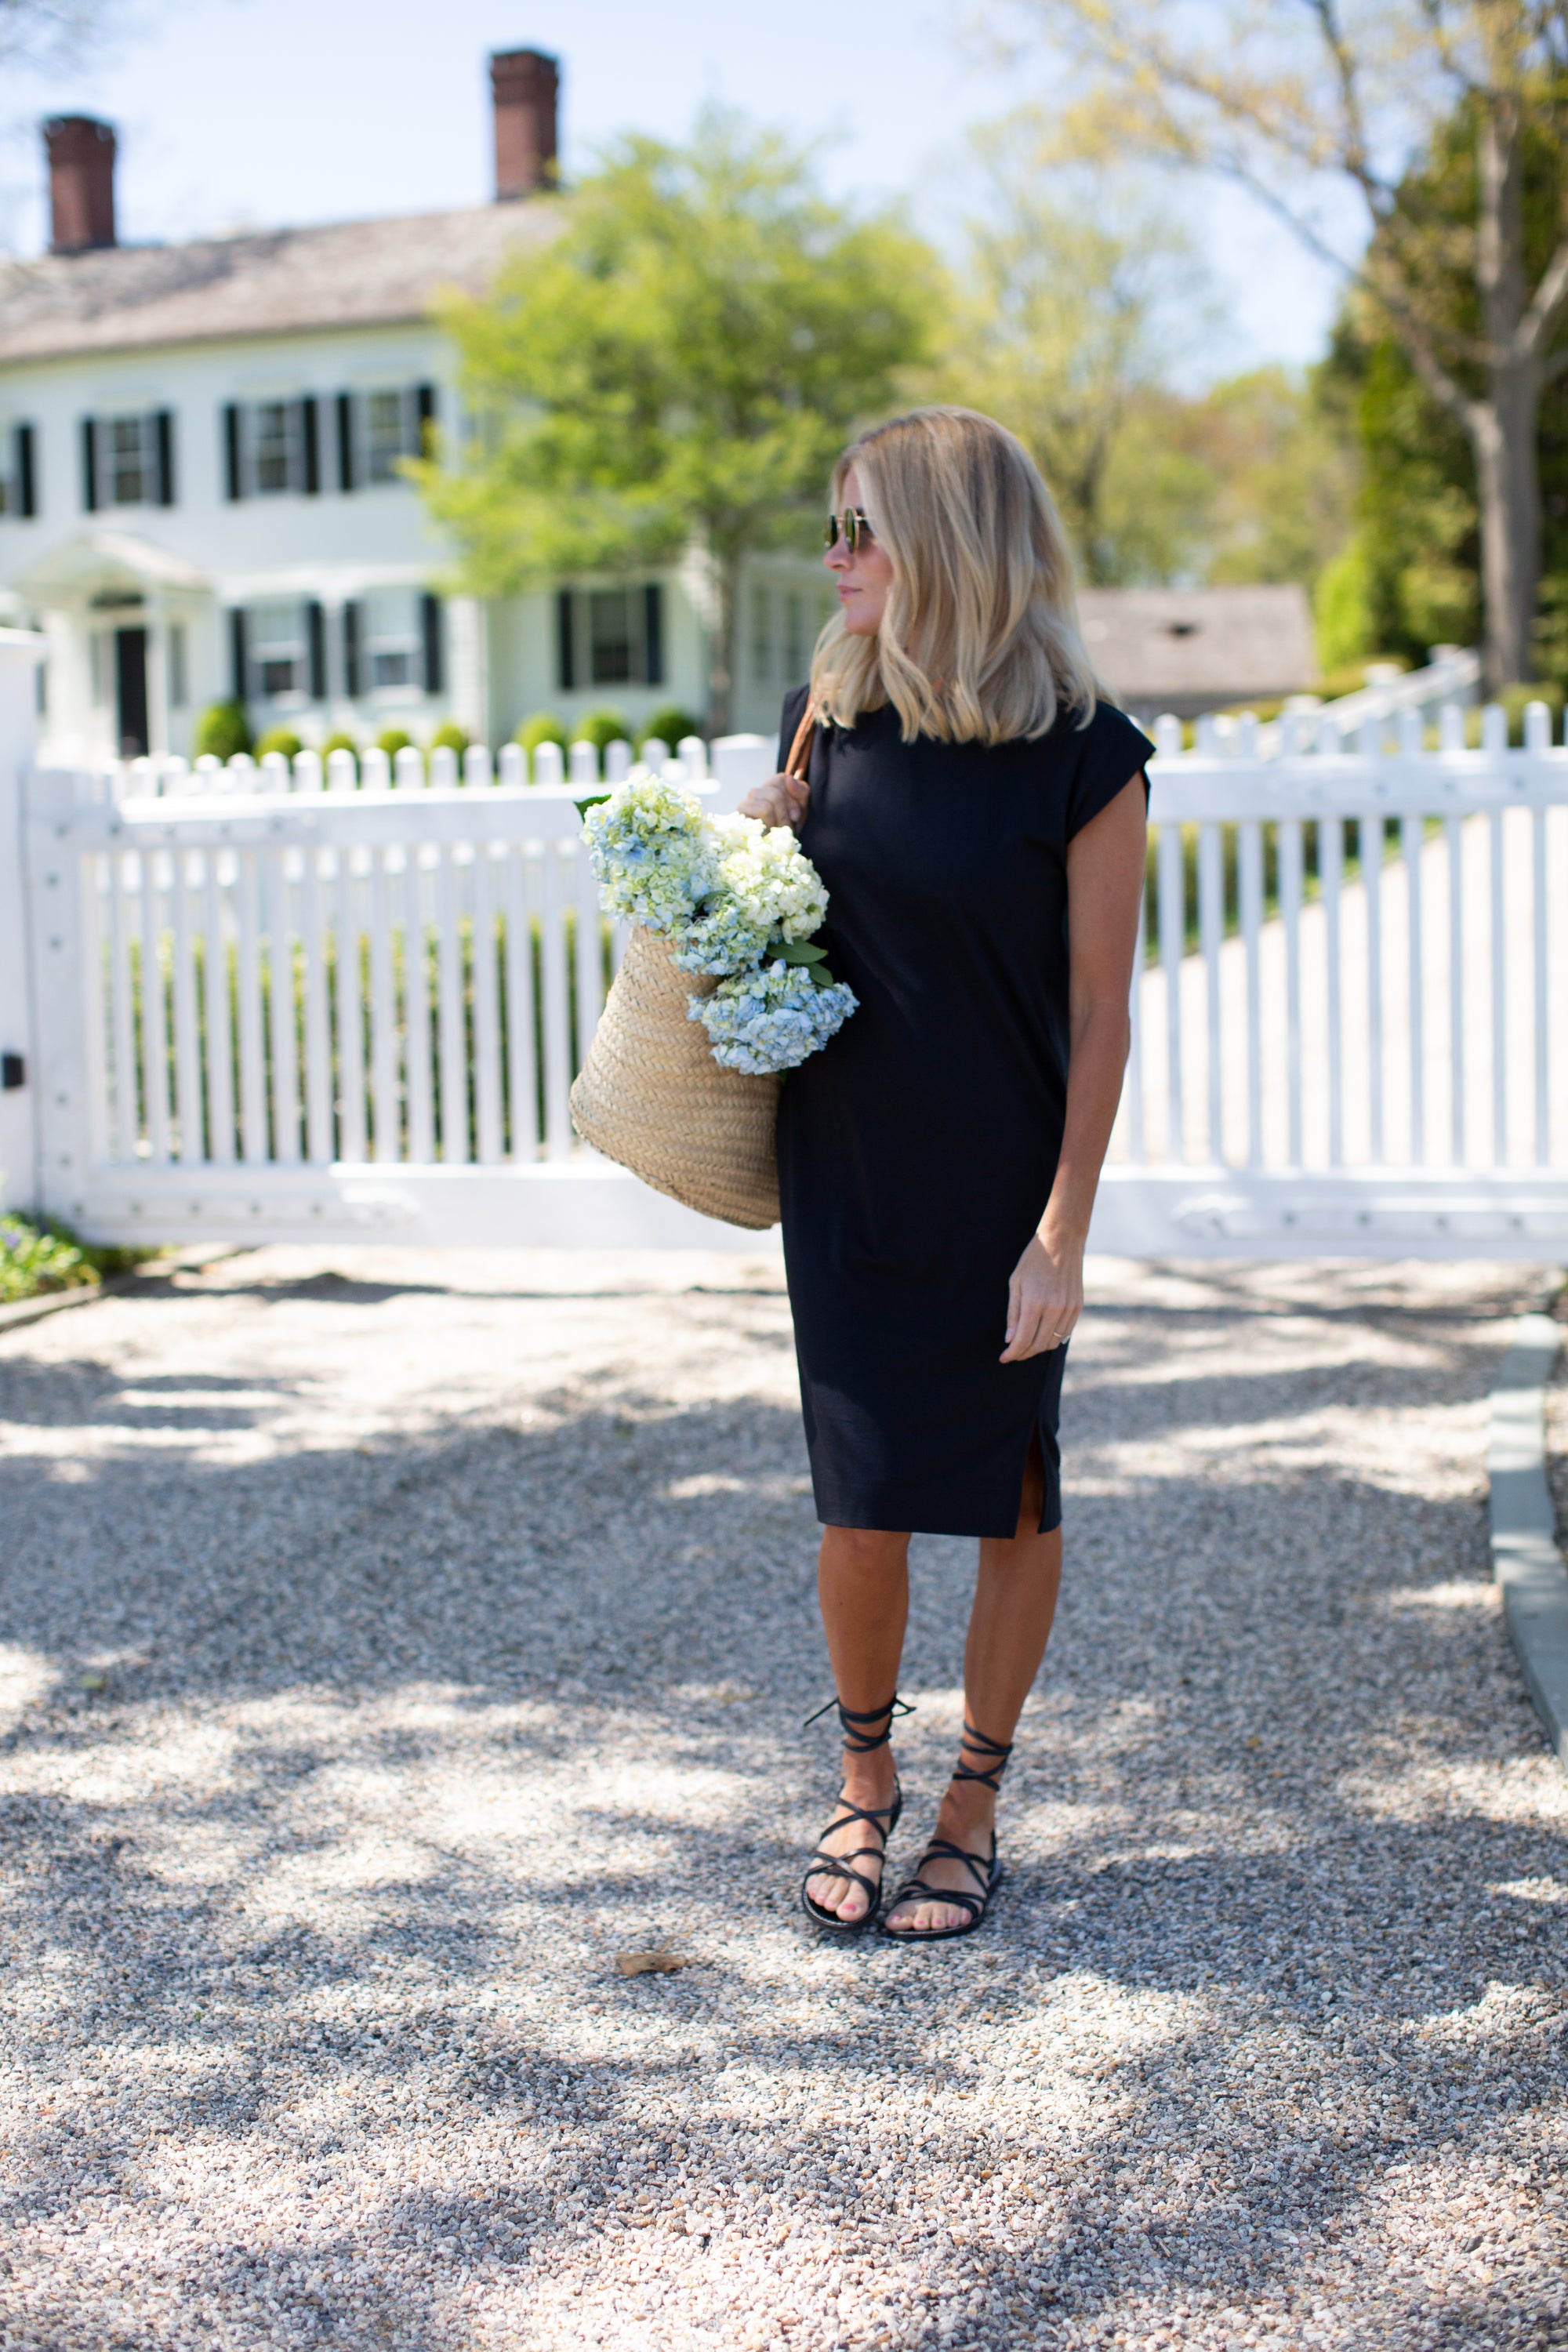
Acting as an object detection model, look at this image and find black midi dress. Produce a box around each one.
[775,684,1152,1541]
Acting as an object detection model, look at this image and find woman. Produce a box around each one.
[738,407,1149,1942]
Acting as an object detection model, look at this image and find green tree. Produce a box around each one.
[940,130,1356,594]
[416,113,940,733]
[940,132,1218,583]
[1316,85,1568,675]
[991,0,1568,687]
[1178,366,1358,594]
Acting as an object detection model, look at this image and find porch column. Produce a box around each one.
[447,594,490,746]
[146,586,170,757]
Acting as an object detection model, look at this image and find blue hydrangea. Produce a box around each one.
[583,770,717,936]
[670,894,774,977]
[691,959,858,1076]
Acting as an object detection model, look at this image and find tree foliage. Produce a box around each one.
[417,113,939,731]
[937,128,1354,597]
[938,129,1214,582]
[1316,86,1568,674]
[988,0,1568,683]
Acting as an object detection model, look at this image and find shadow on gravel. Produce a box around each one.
[0,1269,1564,2350]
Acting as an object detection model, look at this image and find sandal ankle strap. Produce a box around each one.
[952,1719,1014,1793]
[803,1692,913,1752]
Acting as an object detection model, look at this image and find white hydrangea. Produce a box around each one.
[691,958,858,1076]
[670,816,830,975]
[713,813,829,942]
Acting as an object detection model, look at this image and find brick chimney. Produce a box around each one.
[45,115,118,253]
[490,49,559,199]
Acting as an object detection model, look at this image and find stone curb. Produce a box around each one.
[1489,1290,1568,1766]
[0,1247,241,1339]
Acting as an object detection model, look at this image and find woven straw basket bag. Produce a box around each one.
[569,926,781,1229]
[568,707,817,1230]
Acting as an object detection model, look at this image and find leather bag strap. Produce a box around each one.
[784,700,817,783]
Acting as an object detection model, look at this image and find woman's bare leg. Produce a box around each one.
[804,1526,910,1923]
[885,1447,1062,1935]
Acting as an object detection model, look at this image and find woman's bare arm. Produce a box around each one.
[1001,773,1148,1363]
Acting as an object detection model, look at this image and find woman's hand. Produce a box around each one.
[1001,1228,1084,1363]
[737,771,809,830]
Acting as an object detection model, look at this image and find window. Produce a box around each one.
[231,600,328,702]
[0,423,38,518]
[336,383,436,492]
[783,593,808,684]
[750,586,772,681]
[555,583,666,691]
[252,402,294,494]
[748,582,828,686]
[365,391,409,485]
[223,398,321,499]
[588,588,637,685]
[108,416,149,503]
[365,589,422,689]
[82,410,175,510]
[249,601,308,701]
[337,591,441,699]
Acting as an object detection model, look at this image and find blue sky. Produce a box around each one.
[1,0,1349,379]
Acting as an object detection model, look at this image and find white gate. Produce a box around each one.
[13,690,1568,1258]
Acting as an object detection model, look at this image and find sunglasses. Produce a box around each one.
[822,506,875,553]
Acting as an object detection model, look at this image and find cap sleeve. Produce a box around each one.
[1065,702,1155,840]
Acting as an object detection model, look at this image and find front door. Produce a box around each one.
[114,627,148,757]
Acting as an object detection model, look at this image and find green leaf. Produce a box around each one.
[413,113,943,605]
[773,938,827,964]
[575,793,612,819]
[808,964,840,988]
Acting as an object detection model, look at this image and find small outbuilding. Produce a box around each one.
[1077,585,1316,724]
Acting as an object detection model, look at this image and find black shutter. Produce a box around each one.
[420,593,443,695]
[336,393,355,492]
[16,423,36,519]
[415,381,436,452]
[307,601,327,699]
[556,587,575,691]
[81,416,98,513]
[643,582,664,687]
[229,608,249,704]
[154,409,176,506]
[342,600,361,698]
[300,397,321,495]
[223,403,243,501]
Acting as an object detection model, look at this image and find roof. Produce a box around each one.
[1078,585,1316,705]
[0,201,563,365]
[18,527,210,596]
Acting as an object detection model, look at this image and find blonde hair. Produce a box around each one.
[809,405,1098,745]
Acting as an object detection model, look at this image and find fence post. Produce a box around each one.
[20,761,95,1229]
[0,631,47,1214]
[710,733,773,809]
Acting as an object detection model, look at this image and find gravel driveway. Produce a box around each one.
[1,1247,1564,2352]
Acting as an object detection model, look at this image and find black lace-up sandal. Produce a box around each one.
[881,1720,1013,1944]
[799,1694,912,1936]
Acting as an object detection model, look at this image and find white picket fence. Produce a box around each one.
[16,699,1568,1258]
